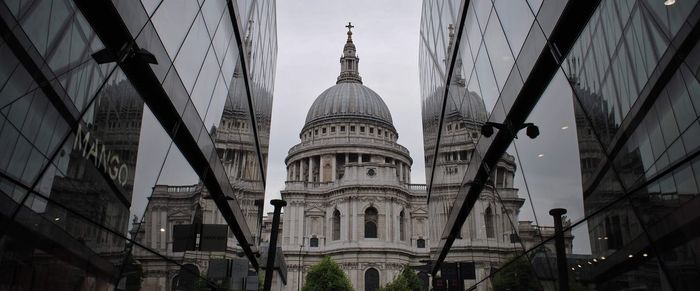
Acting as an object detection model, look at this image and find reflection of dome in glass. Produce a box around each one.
[423,84,488,127]
[423,22,488,127]
[445,85,488,123]
[304,83,394,128]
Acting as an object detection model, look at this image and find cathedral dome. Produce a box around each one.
[304,83,394,128]
[302,22,395,131]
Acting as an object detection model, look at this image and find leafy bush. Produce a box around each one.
[379,266,422,291]
[302,256,354,291]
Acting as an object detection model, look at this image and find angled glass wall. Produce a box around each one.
[0,0,277,290]
[421,0,700,290]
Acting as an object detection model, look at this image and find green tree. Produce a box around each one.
[302,256,354,291]
[379,266,423,291]
[491,254,542,291]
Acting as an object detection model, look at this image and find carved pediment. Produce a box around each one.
[412,207,428,217]
[305,206,325,216]
[168,208,192,218]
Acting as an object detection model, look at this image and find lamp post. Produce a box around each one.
[297,237,306,291]
[550,208,569,291]
[263,199,286,291]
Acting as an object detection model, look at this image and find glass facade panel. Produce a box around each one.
[150,0,199,60]
[0,0,277,289]
[421,0,700,289]
[483,9,514,91]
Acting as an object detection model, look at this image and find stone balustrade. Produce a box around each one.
[283,180,427,192]
[288,136,410,156]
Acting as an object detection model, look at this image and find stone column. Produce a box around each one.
[326,208,332,240]
[291,202,298,244]
[308,157,314,182]
[294,201,301,245]
[160,209,166,250]
[346,199,352,241]
[345,153,349,164]
[319,157,325,182]
[150,208,158,249]
[282,203,291,246]
[399,162,404,182]
[352,198,358,241]
[406,210,413,242]
[297,160,302,181]
[385,201,391,241]
[298,201,305,244]
[389,200,400,242]
[240,152,247,178]
[299,159,306,182]
[331,154,337,182]
[404,164,408,182]
[475,202,485,240]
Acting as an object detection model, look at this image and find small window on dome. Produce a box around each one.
[331,126,336,133]
[322,128,327,134]
[362,154,370,162]
[340,126,346,132]
[378,129,382,135]
[350,126,356,132]
[369,128,374,134]
[447,124,452,131]
[385,132,388,137]
[360,126,365,133]
[315,129,318,135]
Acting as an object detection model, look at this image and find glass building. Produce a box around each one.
[0,0,277,290]
[421,0,700,290]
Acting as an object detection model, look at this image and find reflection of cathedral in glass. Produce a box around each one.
[420,24,549,289]
[130,7,276,289]
[38,73,145,284]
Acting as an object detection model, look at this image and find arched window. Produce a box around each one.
[333,210,341,240]
[417,238,426,248]
[485,206,495,238]
[399,210,406,241]
[365,207,378,238]
[310,237,319,247]
[365,268,380,291]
